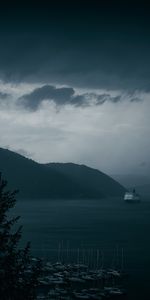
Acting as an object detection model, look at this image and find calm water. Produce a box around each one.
[13,198,150,300]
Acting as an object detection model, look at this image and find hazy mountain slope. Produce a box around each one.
[45,163,126,197]
[0,148,126,198]
[111,174,150,189]
[134,184,150,198]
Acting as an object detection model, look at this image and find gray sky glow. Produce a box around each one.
[0,81,149,175]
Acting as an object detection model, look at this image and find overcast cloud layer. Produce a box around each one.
[18,85,142,110]
[0,81,149,175]
[0,2,150,175]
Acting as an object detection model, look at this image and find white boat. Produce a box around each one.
[124,189,141,203]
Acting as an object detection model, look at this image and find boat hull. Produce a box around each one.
[124,199,141,203]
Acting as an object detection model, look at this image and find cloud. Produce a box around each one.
[18,85,75,110]
[96,94,122,105]
[130,97,142,102]
[0,91,10,102]
[16,84,145,111]
[0,91,11,108]
[18,85,118,110]
[71,94,87,107]
[18,85,92,110]
[0,91,10,99]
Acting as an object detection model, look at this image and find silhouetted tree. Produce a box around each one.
[0,173,42,299]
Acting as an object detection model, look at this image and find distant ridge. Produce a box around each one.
[0,148,126,199]
[46,163,126,198]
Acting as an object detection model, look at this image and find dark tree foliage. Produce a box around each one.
[0,173,42,300]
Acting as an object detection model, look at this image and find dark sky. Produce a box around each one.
[0,1,150,90]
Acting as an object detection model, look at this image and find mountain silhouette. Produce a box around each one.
[46,163,126,198]
[0,148,125,199]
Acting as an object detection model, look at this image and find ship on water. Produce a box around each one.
[124,188,141,203]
